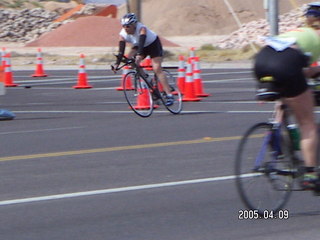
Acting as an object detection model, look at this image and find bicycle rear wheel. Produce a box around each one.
[123,72,154,117]
[150,70,182,114]
[235,122,294,215]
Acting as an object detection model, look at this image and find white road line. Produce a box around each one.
[203,71,252,75]
[27,87,117,90]
[203,77,254,83]
[12,110,275,114]
[0,127,84,135]
[0,174,257,206]
[15,75,120,83]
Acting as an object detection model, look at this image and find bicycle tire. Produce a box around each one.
[123,71,154,117]
[235,122,294,215]
[153,69,183,114]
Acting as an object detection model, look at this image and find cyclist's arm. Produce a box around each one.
[116,36,126,65]
[134,27,147,65]
[137,27,147,55]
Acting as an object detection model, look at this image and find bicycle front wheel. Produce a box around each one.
[235,122,294,215]
[123,72,154,117]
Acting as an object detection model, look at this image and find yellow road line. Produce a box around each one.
[0,136,242,162]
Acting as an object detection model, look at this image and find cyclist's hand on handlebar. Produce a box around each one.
[111,63,119,73]
[135,55,143,66]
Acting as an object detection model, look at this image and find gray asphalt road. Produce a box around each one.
[0,68,319,239]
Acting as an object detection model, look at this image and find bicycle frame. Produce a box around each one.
[253,101,306,185]
[113,55,164,92]
[254,127,282,170]
[112,55,183,117]
[235,94,320,214]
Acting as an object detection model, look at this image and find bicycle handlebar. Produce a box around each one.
[111,54,136,73]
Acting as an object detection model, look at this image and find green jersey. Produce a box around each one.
[279,27,320,63]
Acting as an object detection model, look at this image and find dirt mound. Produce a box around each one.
[139,0,312,36]
[25,16,179,47]
[6,0,314,48]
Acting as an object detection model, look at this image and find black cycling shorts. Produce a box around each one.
[253,46,309,98]
[133,36,163,58]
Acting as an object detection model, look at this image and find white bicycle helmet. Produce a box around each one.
[121,13,138,26]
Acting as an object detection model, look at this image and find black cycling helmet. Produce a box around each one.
[306,2,320,17]
[121,13,138,26]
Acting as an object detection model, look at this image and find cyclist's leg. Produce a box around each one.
[284,89,318,168]
[284,83,319,190]
[152,57,174,106]
[144,37,172,96]
[151,56,171,94]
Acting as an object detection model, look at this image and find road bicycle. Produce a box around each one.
[111,55,182,117]
[234,80,320,216]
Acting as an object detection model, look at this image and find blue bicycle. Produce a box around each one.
[235,92,320,215]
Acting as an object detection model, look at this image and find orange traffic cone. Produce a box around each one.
[133,80,158,109]
[193,56,210,97]
[141,56,152,70]
[182,60,200,102]
[0,64,4,92]
[1,47,6,67]
[176,55,185,94]
[73,54,92,89]
[189,47,196,62]
[4,53,18,87]
[31,48,48,77]
[116,65,134,91]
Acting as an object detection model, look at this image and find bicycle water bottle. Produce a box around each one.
[288,124,300,150]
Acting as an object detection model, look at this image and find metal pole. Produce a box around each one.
[126,0,130,13]
[269,0,279,36]
[128,0,141,21]
[264,0,269,22]
[137,0,141,22]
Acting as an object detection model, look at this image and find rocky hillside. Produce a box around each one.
[0,3,100,43]
[216,6,306,49]
[0,8,61,42]
[0,0,80,9]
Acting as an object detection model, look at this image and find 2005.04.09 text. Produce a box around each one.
[238,210,289,220]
